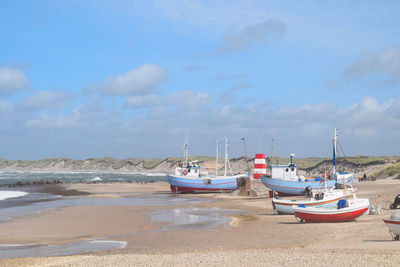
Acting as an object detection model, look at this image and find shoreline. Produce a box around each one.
[0,180,399,265]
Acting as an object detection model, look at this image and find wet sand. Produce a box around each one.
[1,180,400,266]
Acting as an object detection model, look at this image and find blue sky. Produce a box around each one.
[1,0,400,160]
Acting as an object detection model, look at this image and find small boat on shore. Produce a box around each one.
[383,212,400,240]
[293,195,370,222]
[261,128,354,196]
[272,186,352,215]
[168,137,248,193]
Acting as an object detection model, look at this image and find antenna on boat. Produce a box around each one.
[289,154,295,166]
[241,137,248,159]
[271,135,274,165]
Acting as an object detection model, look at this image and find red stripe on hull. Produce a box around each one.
[275,192,298,197]
[383,219,400,225]
[170,185,234,193]
[253,174,261,179]
[255,154,265,159]
[295,207,369,222]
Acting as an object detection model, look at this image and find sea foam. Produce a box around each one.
[0,191,28,201]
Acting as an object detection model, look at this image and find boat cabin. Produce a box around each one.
[175,160,201,178]
[271,154,299,181]
[271,164,299,181]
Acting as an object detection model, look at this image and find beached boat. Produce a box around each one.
[383,212,400,240]
[261,128,354,196]
[168,137,248,193]
[272,187,350,215]
[293,196,370,222]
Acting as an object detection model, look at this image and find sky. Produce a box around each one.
[1,0,400,160]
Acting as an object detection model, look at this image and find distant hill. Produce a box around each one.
[0,156,399,180]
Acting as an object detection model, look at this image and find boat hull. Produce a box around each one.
[273,194,344,215]
[168,175,245,193]
[262,174,354,196]
[293,198,370,222]
[383,219,400,236]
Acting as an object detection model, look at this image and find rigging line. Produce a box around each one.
[337,140,346,158]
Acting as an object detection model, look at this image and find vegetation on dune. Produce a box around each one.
[269,156,400,169]
[342,156,399,165]
[0,155,399,171]
[373,163,400,180]
[269,157,328,169]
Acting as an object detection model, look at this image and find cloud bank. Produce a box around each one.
[2,90,400,159]
[86,64,168,96]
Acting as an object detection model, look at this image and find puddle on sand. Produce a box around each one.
[0,239,126,259]
[0,193,247,258]
[149,207,248,231]
[0,194,209,222]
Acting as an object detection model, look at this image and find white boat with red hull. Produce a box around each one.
[383,212,400,240]
[293,196,370,223]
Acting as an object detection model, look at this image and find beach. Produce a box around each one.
[0,180,400,266]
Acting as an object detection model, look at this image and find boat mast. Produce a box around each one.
[224,137,228,176]
[183,136,188,167]
[216,140,219,176]
[332,128,338,176]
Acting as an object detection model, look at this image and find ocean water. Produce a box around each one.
[0,191,28,201]
[0,171,167,185]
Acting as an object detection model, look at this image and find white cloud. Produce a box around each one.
[124,94,160,109]
[167,91,212,110]
[26,106,85,129]
[218,19,286,54]
[86,64,168,96]
[19,90,72,111]
[0,67,28,96]
[332,46,400,87]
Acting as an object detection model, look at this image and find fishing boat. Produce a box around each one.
[293,194,370,222]
[383,212,400,240]
[261,128,354,196]
[168,137,248,193]
[272,186,351,215]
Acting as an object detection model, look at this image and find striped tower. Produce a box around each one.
[253,154,267,179]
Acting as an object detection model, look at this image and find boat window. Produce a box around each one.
[291,168,294,171]
[286,168,289,172]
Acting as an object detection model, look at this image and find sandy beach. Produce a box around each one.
[1,180,400,266]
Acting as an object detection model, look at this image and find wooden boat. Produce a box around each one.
[293,196,370,222]
[383,212,400,240]
[168,137,247,193]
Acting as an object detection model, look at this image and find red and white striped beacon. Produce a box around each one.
[253,153,267,180]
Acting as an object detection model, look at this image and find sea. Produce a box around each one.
[0,170,168,186]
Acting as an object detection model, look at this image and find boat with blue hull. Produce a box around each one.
[168,137,248,193]
[168,174,247,193]
[262,173,354,196]
[261,128,354,196]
